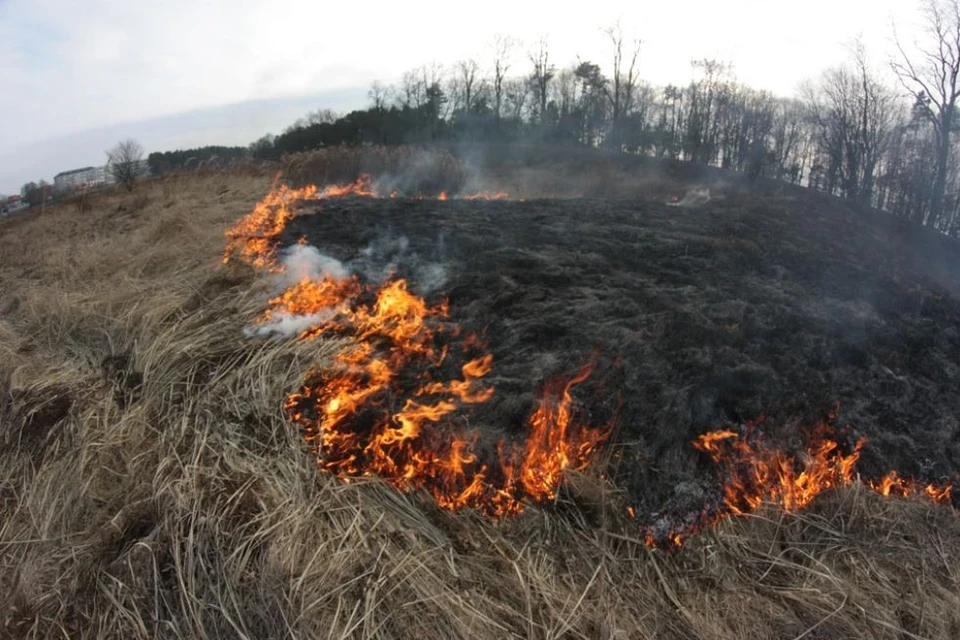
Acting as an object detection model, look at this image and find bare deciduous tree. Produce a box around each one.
[853,41,898,206]
[892,0,960,223]
[368,81,389,112]
[602,20,642,147]
[106,139,145,192]
[305,108,340,126]
[504,77,530,122]
[454,59,483,117]
[528,37,554,123]
[490,34,515,125]
[684,59,732,164]
[806,42,897,204]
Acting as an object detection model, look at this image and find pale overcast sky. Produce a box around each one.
[0,0,927,193]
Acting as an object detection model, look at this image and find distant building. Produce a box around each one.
[54,165,109,191]
[53,159,152,194]
[1,194,25,215]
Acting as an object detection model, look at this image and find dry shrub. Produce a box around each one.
[1,170,959,639]
[281,145,465,195]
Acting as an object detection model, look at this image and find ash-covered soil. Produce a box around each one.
[282,188,960,513]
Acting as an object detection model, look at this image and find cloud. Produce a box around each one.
[0,0,923,190]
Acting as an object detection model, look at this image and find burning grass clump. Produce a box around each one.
[281,145,465,195]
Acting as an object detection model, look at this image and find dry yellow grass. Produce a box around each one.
[1,169,959,639]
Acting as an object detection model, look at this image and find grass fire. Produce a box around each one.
[223,174,954,550]
[224,179,613,517]
[3,148,960,638]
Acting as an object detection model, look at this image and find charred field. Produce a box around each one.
[2,158,960,639]
[282,187,960,516]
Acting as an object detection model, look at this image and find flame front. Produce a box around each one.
[226,178,953,543]
[461,191,509,201]
[223,182,318,268]
[868,470,953,504]
[641,420,954,549]
[519,362,608,502]
[693,425,864,516]
[228,179,608,518]
[318,174,378,199]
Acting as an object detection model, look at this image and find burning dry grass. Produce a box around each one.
[1,170,960,639]
[281,146,465,196]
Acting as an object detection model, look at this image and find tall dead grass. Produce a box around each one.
[1,168,959,639]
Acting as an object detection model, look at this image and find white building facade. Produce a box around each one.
[53,165,110,191]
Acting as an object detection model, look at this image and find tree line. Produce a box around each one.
[240,3,960,235]
[146,145,249,174]
[22,1,960,237]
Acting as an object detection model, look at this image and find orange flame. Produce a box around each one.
[640,420,955,550]
[223,182,318,268]
[227,180,610,517]
[518,361,608,502]
[693,424,864,516]
[318,174,378,198]
[229,180,953,540]
[460,191,509,200]
[868,470,953,504]
[282,276,608,516]
[262,277,361,331]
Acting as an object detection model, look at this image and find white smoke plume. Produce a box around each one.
[281,243,348,284]
[247,308,338,339]
[414,263,448,294]
[248,235,448,339]
[666,186,711,208]
[247,244,350,339]
[352,233,447,294]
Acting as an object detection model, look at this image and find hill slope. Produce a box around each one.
[1,169,958,639]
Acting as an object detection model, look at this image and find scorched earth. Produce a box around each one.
[226,180,960,545]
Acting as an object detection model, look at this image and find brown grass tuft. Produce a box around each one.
[1,167,959,639]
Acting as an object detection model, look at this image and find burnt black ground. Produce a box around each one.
[282,186,960,514]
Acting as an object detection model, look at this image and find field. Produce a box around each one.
[1,155,959,639]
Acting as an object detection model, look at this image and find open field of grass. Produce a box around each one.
[2,165,959,639]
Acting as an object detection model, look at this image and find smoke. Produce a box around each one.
[367,148,465,196]
[248,308,337,339]
[280,243,348,284]
[414,263,448,294]
[250,233,448,339]
[246,244,349,340]
[666,186,712,208]
[351,233,448,294]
